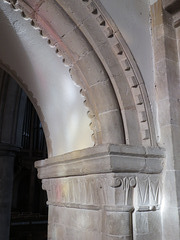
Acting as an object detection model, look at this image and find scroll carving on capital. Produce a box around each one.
[110,176,136,189]
[110,176,136,207]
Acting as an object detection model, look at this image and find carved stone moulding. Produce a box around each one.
[136,174,162,212]
[35,144,164,179]
[4,0,158,149]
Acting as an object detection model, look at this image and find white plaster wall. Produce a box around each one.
[0,1,93,157]
[100,0,158,136]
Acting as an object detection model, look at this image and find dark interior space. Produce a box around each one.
[0,69,48,240]
[10,96,48,240]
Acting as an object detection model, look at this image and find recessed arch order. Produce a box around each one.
[2,0,157,157]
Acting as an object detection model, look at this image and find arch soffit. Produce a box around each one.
[4,0,156,147]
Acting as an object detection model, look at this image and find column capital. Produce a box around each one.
[35,144,164,240]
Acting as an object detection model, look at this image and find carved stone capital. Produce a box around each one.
[136,174,162,211]
[42,173,137,209]
[36,144,164,240]
[37,144,164,210]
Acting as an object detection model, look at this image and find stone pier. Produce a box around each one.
[35,144,164,240]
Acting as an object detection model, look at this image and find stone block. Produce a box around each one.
[65,226,101,240]
[135,212,149,234]
[169,98,180,126]
[104,211,131,236]
[165,36,178,62]
[156,59,180,100]
[76,50,108,87]
[162,206,180,240]
[56,0,90,25]
[70,66,87,90]
[159,125,174,170]
[49,206,101,232]
[112,73,136,111]
[153,13,176,38]
[155,60,169,101]
[97,42,122,77]
[121,108,142,145]
[79,17,107,47]
[48,205,103,239]
[99,110,125,144]
[54,224,66,240]
[110,144,146,156]
[171,125,180,162]
[166,59,180,99]
[134,211,161,240]
[38,0,76,38]
[145,146,165,157]
[153,36,165,63]
[158,98,171,126]
[151,0,163,28]
[164,22,176,38]
[61,27,92,62]
[89,80,119,114]
[162,170,178,207]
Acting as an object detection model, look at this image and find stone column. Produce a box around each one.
[35,144,164,240]
[0,143,19,240]
[133,174,162,240]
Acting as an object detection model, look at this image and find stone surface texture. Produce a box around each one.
[151,0,180,239]
[36,144,164,239]
[0,0,179,239]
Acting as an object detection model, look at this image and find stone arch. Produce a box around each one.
[0,2,165,240]
[7,0,157,148]
[0,0,94,157]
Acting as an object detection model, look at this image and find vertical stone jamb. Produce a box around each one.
[151,0,180,239]
[133,174,162,240]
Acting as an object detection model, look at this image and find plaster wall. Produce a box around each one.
[0,2,93,157]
